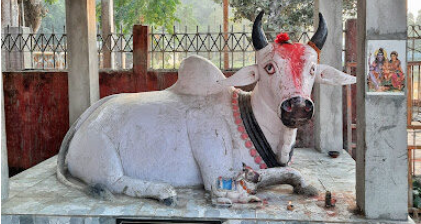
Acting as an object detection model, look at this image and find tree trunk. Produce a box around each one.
[18,0,45,32]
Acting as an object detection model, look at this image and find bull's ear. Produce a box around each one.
[216,65,258,86]
[315,64,356,85]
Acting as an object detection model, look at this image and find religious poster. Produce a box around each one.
[366,40,406,94]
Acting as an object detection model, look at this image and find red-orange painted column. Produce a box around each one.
[345,19,357,63]
[133,25,157,92]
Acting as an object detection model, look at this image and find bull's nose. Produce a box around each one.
[280,97,314,128]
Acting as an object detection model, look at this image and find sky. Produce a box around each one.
[408,0,421,17]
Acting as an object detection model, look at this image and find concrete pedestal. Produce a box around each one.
[2,148,415,223]
[356,0,408,220]
[313,0,344,153]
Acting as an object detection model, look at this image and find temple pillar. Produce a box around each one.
[313,0,344,153]
[101,0,114,69]
[356,0,408,220]
[65,0,100,124]
[1,72,9,201]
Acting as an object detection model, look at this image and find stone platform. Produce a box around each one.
[1,148,413,224]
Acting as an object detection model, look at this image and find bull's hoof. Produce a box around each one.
[294,185,318,196]
[162,196,178,207]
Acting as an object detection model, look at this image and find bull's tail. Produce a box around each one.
[56,95,117,200]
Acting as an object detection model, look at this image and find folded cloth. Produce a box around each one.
[218,178,234,190]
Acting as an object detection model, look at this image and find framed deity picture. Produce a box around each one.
[366,40,407,94]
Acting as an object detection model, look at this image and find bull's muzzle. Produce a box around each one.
[280,96,314,128]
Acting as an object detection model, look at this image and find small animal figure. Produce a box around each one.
[211,163,262,206]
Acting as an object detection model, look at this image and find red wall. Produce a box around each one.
[3,72,69,174]
[3,70,237,175]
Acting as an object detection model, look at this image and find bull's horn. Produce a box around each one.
[310,13,328,50]
[252,11,268,51]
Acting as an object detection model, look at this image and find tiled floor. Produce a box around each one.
[0,148,413,224]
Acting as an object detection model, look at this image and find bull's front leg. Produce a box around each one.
[257,167,318,196]
[186,109,236,191]
[277,127,297,166]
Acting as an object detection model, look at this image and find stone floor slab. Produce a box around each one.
[1,148,414,223]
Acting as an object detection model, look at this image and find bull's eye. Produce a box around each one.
[265,63,276,75]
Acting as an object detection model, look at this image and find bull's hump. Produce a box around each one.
[168,55,228,96]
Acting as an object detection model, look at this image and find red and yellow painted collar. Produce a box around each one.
[239,180,253,194]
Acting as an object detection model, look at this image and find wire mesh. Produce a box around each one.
[1,25,133,71]
[148,25,313,70]
[2,25,419,71]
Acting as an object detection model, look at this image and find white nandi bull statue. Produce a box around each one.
[57,11,356,206]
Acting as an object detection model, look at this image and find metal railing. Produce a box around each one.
[408,61,421,209]
[2,25,420,72]
[408,25,421,62]
[1,25,133,71]
[407,26,421,210]
[1,26,68,70]
[96,26,133,69]
[148,26,313,70]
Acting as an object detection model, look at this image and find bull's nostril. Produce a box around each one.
[304,100,313,112]
[282,101,292,113]
[305,101,313,112]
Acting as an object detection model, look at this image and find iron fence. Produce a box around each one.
[149,25,313,70]
[2,25,420,71]
[408,25,421,62]
[96,26,133,69]
[406,26,421,191]
[1,25,133,71]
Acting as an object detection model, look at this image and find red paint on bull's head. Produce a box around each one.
[275,43,306,91]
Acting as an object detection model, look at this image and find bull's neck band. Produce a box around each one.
[232,89,281,169]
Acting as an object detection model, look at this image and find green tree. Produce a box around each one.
[109,0,180,34]
[409,12,415,26]
[38,0,65,33]
[416,9,421,25]
[213,0,356,34]
[19,0,59,32]
[174,3,199,31]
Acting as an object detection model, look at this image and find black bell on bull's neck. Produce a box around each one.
[310,13,328,50]
[252,11,268,51]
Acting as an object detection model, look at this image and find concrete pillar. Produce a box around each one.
[222,0,229,70]
[66,0,100,124]
[1,72,9,201]
[356,0,408,220]
[313,0,344,153]
[1,0,19,27]
[2,26,32,71]
[101,0,114,69]
[2,0,11,27]
[114,38,126,69]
